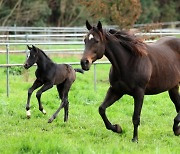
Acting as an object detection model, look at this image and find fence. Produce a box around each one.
[0,24,180,97]
[0,42,111,97]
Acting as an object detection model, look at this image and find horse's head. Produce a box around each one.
[24,45,39,69]
[81,20,105,71]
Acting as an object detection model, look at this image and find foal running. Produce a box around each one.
[24,45,83,123]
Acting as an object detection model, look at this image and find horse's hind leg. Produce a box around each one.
[57,83,70,122]
[48,80,72,123]
[99,87,123,133]
[168,85,180,136]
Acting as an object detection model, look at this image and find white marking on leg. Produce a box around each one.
[42,109,46,114]
[26,110,31,118]
[89,34,94,40]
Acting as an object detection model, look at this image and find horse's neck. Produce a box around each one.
[36,51,53,71]
[104,39,130,74]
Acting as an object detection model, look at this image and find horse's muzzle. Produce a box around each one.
[24,63,30,69]
[80,59,90,71]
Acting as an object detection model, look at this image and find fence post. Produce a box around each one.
[25,34,28,57]
[6,44,9,97]
[94,64,97,91]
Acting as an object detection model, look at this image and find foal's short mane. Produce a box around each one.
[106,29,147,56]
[37,48,52,61]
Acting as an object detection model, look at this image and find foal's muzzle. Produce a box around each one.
[80,59,91,71]
[24,63,30,69]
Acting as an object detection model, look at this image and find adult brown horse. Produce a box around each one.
[81,20,180,142]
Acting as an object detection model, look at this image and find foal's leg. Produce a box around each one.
[168,85,180,136]
[48,80,72,123]
[132,87,145,142]
[36,82,53,114]
[26,79,43,118]
[99,87,123,133]
[57,83,70,122]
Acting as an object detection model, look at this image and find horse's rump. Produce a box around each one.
[145,37,180,94]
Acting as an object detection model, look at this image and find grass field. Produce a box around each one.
[0,53,180,154]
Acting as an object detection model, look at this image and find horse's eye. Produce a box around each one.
[33,55,36,57]
[95,40,99,43]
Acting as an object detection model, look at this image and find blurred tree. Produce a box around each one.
[159,1,178,22]
[0,0,179,27]
[79,0,142,29]
[137,0,180,24]
[137,0,160,23]
[0,0,51,26]
[48,0,86,26]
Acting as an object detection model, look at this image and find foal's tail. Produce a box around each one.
[74,68,84,74]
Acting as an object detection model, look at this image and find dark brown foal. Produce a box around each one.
[24,45,83,123]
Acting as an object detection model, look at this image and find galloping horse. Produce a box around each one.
[81,21,180,142]
[24,45,83,123]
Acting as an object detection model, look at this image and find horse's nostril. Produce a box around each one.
[85,60,89,65]
[81,59,89,66]
[24,63,28,69]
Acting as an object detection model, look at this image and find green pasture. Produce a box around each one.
[0,53,180,154]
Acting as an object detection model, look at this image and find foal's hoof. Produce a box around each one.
[42,109,46,115]
[174,126,180,136]
[132,137,138,143]
[113,124,122,133]
[26,110,31,119]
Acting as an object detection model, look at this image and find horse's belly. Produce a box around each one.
[145,72,180,95]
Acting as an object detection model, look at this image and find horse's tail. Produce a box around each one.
[74,68,84,74]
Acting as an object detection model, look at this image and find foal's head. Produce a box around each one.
[81,20,105,71]
[24,45,39,69]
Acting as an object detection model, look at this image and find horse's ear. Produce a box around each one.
[97,21,103,33]
[32,45,38,52]
[86,20,92,30]
[27,45,32,50]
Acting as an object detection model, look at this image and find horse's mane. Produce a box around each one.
[37,48,52,61]
[107,29,147,56]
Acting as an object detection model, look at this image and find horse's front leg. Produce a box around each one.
[99,87,123,133]
[36,82,53,114]
[26,79,43,118]
[132,87,145,142]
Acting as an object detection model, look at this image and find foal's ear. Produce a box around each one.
[86,20,92,30]
[97,21,103,33]
[27,45,32,50]
[32,45,38,53]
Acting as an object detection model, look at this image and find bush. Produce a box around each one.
[4,66,23,75]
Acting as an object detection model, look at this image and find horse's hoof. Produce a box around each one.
[132,137,138,143]
[174,126,180,136]
[42,109,46,115]
[26,110,31,119]
[48,118,53,123]
[113,124,122,133]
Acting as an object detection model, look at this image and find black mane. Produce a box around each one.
[37,48,52,61]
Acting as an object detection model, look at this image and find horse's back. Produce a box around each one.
[54,64,76,85]
[152,36,180,53]
[145,37,180,94]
